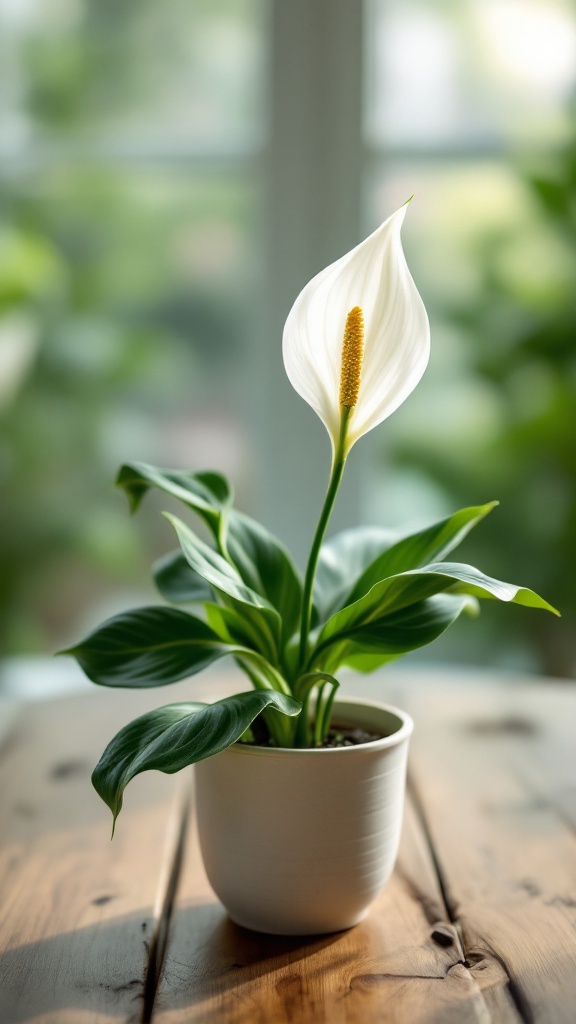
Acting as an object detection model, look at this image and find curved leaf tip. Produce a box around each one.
[93,691,302,832]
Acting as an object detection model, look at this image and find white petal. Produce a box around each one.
[282,203,430,454]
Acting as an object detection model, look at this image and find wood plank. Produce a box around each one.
[152,767,518,1022]
[398,676,576,1024]
[3,668,571,1023]
[0,686,193,1024]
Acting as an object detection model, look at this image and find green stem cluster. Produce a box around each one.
[237,651,294,747]
[292,671,339,747]
[237,409,351,748]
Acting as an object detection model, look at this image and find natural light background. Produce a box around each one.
[365,0,576,675]
[0,0,267,664]
[1,0,575,686]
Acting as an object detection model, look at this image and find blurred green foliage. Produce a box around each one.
[0,0,260,654]
[393,132,576,676]
[0,170,252,653]
[1,0,574,680]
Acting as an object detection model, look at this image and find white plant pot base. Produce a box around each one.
[195,698,413,936]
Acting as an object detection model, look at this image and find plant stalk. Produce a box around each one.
[298,410,350,669]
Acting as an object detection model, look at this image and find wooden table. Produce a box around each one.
[1,667,575,1023]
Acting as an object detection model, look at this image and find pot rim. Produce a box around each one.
[228,696,413,758]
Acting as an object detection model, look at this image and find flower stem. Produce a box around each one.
[298,409,350,669]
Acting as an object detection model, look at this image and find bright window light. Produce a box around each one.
[480,0,576,96]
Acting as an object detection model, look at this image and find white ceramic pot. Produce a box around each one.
[194,697,413,935]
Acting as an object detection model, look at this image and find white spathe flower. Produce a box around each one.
[282,202,430,456]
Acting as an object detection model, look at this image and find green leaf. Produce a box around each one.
[317,562,558,655]
[116,463,232,544]
[344,503,499,606]
[320,594,476,674]
[164,513,281,662]
[337,650,400,674]
[116,462,302,638]
[226,511,303,644]
[204,602,263,651]
[425,562,560,613]
[313,504,498,625]
[92,691,302,827]
[64,607,240,687]
[314,526,397,623]
[153,550,213,604]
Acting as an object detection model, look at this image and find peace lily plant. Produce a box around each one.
[64,201,557,834]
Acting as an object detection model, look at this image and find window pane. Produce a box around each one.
[365,0,576,149]
[0,0,266,156]
[364,2,576,676]
[0,2,267,660]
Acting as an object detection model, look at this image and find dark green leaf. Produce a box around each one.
[165,513,281,661]
[320,594,476,674]
[92,690,302,826]
[227,510,302,644]
[116,462,232,543]
[165,514,274,610]
[318,562,558,653]
[64,607,239,687]
[314,526,397,623]
[116,463,301,639]
[153,550,213,604]
[344,503,498,605]
[313,505,498,625]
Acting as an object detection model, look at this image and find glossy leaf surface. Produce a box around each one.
[116,463,301,633]
[318,562,558,654]
[227,510,302,644]
[64,607,237,687]
[116,463,231,543]
[344,503,498,605]
[313,526,398,623]
[153,550,214,604]
[319,594,475,673]
[313,503,498,625]
[93,690,302,826]
[165,514,281,661]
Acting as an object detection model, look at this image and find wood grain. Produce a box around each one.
[0,689,189,1024]
[400,675,576,1024]
[152,776,521,1022]
[147,663,532,1024]
[1,670,574,1023]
